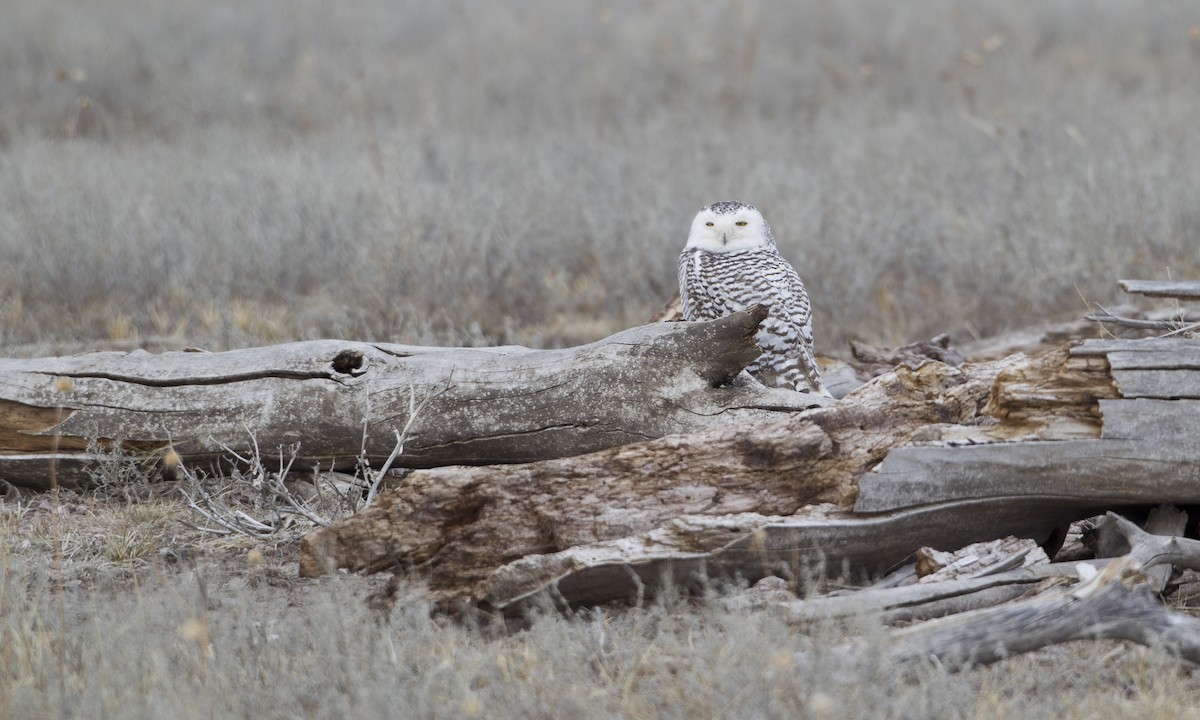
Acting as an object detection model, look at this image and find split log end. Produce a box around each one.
[681,304,769,387]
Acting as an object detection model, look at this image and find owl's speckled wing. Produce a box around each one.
[678,245,828,395]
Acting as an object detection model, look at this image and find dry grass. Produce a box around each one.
[5,1,1200,716]
[4,495,1200,720]
[2,0,1199,353]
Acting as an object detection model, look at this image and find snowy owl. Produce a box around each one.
[677,201,830,396]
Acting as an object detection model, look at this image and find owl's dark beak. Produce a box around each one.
[721,233,728,246]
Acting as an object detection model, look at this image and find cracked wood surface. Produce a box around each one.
[301,331,1200,610]
[0,307,820,489]
[479,497,1091,613]
[858,513,1200,674]
[856,338,1200,513]
[298,354,1034,597]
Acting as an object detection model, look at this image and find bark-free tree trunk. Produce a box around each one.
[302,333,1200,611]
[0,307,822,490]
[297,347,1110,599]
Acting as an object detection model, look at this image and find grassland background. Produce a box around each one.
[2,0,1198,354]
[4,1,1200,717]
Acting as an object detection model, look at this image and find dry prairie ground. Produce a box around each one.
[4,1,1200,717]
[5,493,1200,720]
[2,0,1198,353]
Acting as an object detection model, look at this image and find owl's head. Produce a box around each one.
[684,201,775,253]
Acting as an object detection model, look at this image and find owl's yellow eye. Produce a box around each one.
[705,221,714,227]
[735,221,748,227]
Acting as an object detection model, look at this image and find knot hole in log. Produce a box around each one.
[331,349,367,376]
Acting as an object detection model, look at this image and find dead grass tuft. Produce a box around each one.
[2,1,1199,353]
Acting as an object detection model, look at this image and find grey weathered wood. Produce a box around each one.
[484,497,1093,613]
[1135,505,1186,592]
[809,515,1200,678]
[1107,510,1200,569]
[298,306,1200,609]
[1071,337,1200,357]
[1091,506,1190,592]
[867,572,1200,674]
[1084,308,1198,331]
[1100,399,1200,441]
[1111,368,1200,399]
[299,357,1020,591]
[744,559,1101,624]
[0,308,825,489]
[915,537,1047,583]
[1106,347,1200,370]
[1119,279,1200,301]
[854,439,1200,514]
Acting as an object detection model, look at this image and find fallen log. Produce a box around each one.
[854,338,1200,513]
[1090,504,1188,592]
[875,513,1200,671]
[731,552,1084,625]
[799,513,1200,680]
[478,499,1091,614]
[301,323,1200,611]
[0,307,822,490]
[298,354,1022,588]
[14,276,1200,630]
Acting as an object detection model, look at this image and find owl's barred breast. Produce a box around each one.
[678,246,808,323]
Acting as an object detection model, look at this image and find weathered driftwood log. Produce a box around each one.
[478,500,1087,615]
[732,553,1085,625]
[797,513,1200,679]
[298,348,1112,597]
[0,307,826,490]
[867,566,1200,675]
[849,333,965,377]
[854,339,1200,513]
[1090,505,1188,592]
[734,511,1193,627]
[876,513,1200,671]
[303,329,1200,612]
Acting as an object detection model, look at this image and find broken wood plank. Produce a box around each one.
[854,439,1200,514]
[1118,279,1200,301]
[1100,399,1200,441]
[1069,338,1200,396]
[980,347,1117,439]
[915,537,1048,583]
[1084,307,1199,331]
[1071,337,1200,357]
[1110,369,1200,399]
[1106,347,1200,370]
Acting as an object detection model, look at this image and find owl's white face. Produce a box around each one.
[684,201,774,253]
